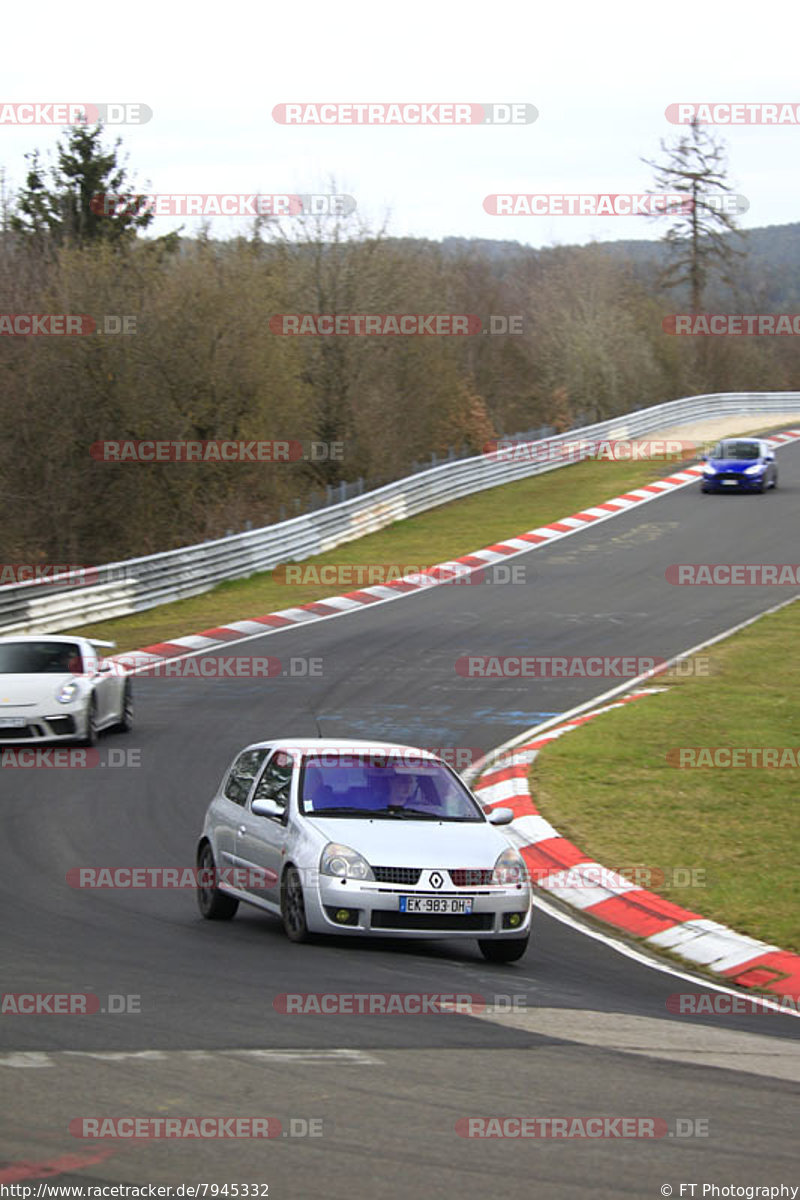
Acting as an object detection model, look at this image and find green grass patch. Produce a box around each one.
[530,600,800,953]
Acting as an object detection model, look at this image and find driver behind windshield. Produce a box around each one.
[385,772,421,807]
[300,756,483,821]
[717,441,759,460]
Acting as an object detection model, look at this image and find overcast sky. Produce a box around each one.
[2,0,798,248]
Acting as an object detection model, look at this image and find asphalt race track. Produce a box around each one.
[2,442,800,1199]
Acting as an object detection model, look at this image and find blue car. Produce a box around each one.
[700,438,778,494]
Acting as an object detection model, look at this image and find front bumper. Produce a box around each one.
[0,707,85,744]
[305,874,533,939]
[702,472,765,491]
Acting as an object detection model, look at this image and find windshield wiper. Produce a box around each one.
[305,804,478,821]
[383,810,483,822]
[305,805,397,818]
[369,806,444,820]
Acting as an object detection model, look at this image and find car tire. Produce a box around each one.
[115,682,133,733]
[79,697,98,748]
[478,935,529,963]
[281,865,310,943]
[196,842,239,920]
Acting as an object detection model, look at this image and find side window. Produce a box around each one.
[252,749,295,809]
[224,749,268,807]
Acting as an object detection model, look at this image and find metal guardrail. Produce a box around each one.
[2,391,799,636]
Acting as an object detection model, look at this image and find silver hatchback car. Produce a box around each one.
[196,738,532,962]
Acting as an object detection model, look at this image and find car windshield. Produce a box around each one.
[0,641,84,674]
[299,753,485,822]
[714,441,761,461]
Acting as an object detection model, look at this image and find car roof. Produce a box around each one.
[0,634,114,648]
[0,634,87,645]
[236,737,442,760]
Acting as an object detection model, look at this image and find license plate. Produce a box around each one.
[721,480,739,486]
[399,895,473,914]
[0,717,25,728]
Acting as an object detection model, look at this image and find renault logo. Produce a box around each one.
[429,871,444,889]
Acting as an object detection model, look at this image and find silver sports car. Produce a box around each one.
[196,738,532,962]
[0,635,132,745]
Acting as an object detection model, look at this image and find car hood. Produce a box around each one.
[708,458,762,471]
[303,815,512,867]
[0,672,85,706]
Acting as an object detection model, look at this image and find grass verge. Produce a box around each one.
[530,599,800,953]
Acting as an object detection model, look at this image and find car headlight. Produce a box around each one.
[320,843,375,881]
[702,464,716,475]
[55,680,80,704]
[744,463,764,475]
[492,847,527,886]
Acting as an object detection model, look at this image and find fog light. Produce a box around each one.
[335,909,351,923]
[509,913,521,927]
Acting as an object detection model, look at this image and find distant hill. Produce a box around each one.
[135,219,800,310]
[439,223,800,309]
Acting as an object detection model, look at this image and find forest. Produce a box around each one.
[1,123,798,564]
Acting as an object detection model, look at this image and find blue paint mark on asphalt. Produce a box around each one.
[320,710,463,738]
[471,710,563,724]
[321,708,563,733]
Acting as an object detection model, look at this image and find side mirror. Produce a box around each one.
[252,797,283,819]
[487,806,514,826]
[700,453,707,462]
[97,660,114,674]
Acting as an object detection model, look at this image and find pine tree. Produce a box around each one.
[11,122,153,248]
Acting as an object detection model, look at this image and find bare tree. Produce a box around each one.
[642,117,746,312]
